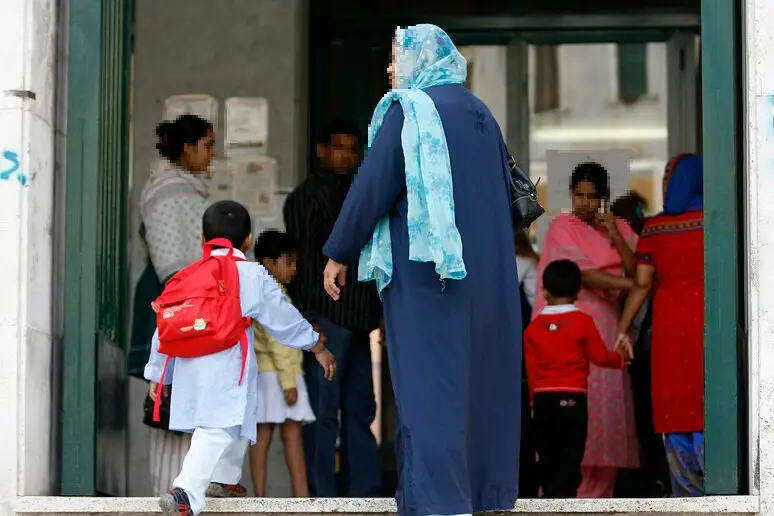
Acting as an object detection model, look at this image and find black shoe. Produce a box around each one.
[159,487,192,516]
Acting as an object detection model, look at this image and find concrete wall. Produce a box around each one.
[0,0,59,511]
[127,0,309,496]
[745,0,774,508]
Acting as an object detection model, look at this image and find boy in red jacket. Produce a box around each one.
[524,259,632,499]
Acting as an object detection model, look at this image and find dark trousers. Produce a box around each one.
[303,317,382,496]
[629,345,671,495]
[534,392,588,498]
[519,380,539,498]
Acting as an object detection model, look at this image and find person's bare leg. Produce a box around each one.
[250,424,274,497]
[281,421,310,497]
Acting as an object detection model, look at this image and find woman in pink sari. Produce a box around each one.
[533,162,639,498]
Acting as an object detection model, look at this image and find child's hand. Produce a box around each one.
[313,346,337,380]
[148,381,169,401]
[622,343,634,363]
[312,324,327,346]
[614,334,634,363]
[284,388,298,406]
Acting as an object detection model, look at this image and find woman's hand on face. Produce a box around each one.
[323,259,347,301]
[594,210,619,237]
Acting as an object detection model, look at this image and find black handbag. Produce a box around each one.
[143,386,182,435]
[506,149,544,231]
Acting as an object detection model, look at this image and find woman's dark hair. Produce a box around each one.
[155,114,213,161]
[611,190,648,234]
[542,259,582,299]
[570,162,610,200]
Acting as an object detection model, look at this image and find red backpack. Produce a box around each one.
[149,237,251,422]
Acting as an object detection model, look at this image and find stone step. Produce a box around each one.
[11,495,760,516]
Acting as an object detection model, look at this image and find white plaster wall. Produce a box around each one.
[745,0,774,508]
[0,0,58,512]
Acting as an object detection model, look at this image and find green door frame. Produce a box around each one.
[61,0,102,495]
[61,0,133,495]
[60,1,742,496]
[700,0,744,495]
[315,5,745,495]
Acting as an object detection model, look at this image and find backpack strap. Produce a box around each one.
[202,237,235,258]
[196,240,251,386]
[152,356,173,423]
[236,318,253,385]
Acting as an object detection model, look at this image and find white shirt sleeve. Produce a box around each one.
[144,329,174,384]
[240,263,320,351]
[522,261,538,307]
[516,256,538,307]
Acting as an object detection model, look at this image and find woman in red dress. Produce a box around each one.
[616,154,704,496]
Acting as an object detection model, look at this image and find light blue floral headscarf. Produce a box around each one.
[358,24,468,295]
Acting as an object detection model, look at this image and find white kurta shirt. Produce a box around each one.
[144,249,319,443]
[515,255,538,307]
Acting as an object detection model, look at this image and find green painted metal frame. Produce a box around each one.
[58,0,741,496]
[97,0,133,350]
[315,4,744,496]
[327,12,700,36]
[61,0,133,495]
[61,0,102,495]
[701,0,743,495]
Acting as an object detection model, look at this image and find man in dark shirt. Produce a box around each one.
[284,120,382,497]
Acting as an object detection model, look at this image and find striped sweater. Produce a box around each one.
[139,160,210,281]
[283,170,382,332]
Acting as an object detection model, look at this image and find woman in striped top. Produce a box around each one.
[138,114,214,496]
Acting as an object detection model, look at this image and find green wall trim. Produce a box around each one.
[327,13,700,36]
[61,0,102,496]
[701,0,742,495]
[617,43,649,103]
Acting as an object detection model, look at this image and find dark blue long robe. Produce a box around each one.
[323,84,522,516]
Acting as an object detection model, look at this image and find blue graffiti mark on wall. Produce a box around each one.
[0,150,27,185]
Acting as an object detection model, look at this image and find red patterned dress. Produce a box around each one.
[635,210,704,433]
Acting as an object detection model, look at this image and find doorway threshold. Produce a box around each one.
[13,495,760,516]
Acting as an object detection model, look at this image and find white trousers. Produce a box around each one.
[149,427,192,496]
[173,426,249,515]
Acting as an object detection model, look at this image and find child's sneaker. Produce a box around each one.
[159,487,192,516]
[205,482,247,498]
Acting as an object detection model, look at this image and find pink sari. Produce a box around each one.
[533,214,640,493]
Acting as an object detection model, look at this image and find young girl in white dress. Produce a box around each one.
[250,230,317,497]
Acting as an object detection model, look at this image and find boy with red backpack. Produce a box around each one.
[144,200,336,516]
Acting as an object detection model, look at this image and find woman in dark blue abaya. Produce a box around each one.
[321,24,523,516]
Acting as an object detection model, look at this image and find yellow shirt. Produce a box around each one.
[252,287,304,390]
